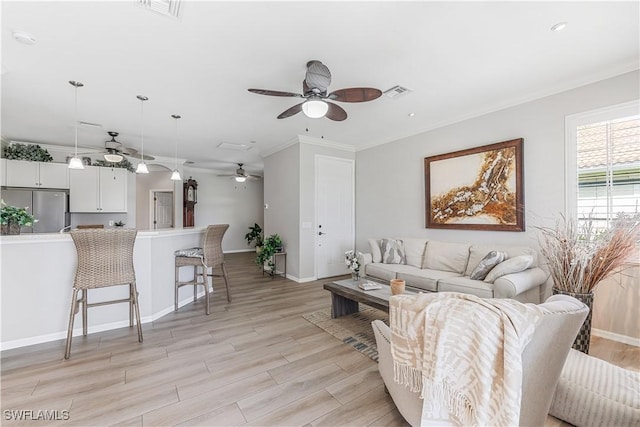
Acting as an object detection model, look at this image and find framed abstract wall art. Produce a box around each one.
[424,138,524,231]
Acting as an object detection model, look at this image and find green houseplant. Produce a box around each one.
[2,143,53,162]
[256,233,283,274]
[1,200,38,235]
[245,223,264,252]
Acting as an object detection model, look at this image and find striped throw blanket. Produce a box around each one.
[390,292,542,426]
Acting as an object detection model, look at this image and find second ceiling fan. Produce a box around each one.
[248,60,382,121]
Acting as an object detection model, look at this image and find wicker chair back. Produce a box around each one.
[71,229,137,290]
[202,224,228,267]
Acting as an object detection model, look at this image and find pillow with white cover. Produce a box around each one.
[368,238,382,263]
[484,255,534,283]
[381,238,406,264]
[469,250,507,280]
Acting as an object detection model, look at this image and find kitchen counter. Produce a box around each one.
[0,227,207,350]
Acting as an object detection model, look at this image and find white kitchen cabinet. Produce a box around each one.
[0,159,6,186]
[5,160,69,188]
[69,166,127,212]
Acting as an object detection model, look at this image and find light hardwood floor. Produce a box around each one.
[1,252,637,426]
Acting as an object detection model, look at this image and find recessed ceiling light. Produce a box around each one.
[408,113,416,117]
[551,22,568,32]
[12,31,36,45]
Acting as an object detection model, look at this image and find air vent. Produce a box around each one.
[218,142,252,152]
[138,0,182,19]
[383,85,411,99]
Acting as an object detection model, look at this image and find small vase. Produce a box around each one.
[1,222,21,235]
[553,287,594,354]
[351,270,360,282]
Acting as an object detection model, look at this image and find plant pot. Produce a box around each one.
[256,246,262,255]
[553,287,594,354]
[1,222,21,235]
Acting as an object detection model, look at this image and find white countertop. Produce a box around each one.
[0,227,206,244]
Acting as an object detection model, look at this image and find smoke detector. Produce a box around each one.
[383,85,411,99]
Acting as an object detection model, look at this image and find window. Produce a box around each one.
[566,101,640,232]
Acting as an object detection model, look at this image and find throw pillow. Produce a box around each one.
[368,238,383,263]
[484,255,534,283]
[469,250,507,280]
[381,238,406,264]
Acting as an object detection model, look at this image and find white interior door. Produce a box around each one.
[316,155,355,278]
[153,191,174,229]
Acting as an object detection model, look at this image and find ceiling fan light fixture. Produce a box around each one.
[302,99,328,118]
[136,161,149,174]
[170,169,182,181]
[104,153,124,163]
[235,176,247,183]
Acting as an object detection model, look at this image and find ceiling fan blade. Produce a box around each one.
[325,102,347,121]
[120,146,139,156]
[277,102,304,119]
[248,89,302,98]
[126,152,155,161]
[328,87,382,103]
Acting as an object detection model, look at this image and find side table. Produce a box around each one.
[263,252,287,279]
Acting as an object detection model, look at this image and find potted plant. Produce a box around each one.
[1,200,38,235]
[2,143,53,162]
[256,233,283,275]
[245,223,264,253]
[536,213,639,353]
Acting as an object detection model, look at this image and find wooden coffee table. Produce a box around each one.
[323,278,415,318]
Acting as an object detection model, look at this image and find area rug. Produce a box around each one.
[302,306,388,361]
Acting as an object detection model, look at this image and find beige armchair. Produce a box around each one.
[372,294,588,427]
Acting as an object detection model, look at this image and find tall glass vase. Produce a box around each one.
[553,287,594,354]
[351,269,360,282]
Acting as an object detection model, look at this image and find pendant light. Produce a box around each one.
[170,114,182,181]
[68,81,85,169]
[135,95,149,174]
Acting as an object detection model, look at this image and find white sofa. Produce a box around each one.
[362,238,548,303]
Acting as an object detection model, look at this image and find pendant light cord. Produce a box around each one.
[74,84,78,157]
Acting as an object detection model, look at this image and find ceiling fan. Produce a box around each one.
[217,163,262,182]
[248,60,382,121]
[102,131,154,162]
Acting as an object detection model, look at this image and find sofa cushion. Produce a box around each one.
[423,240,470,274]
[368,238,382,263]
[437,276,495,299]
[381,238,406,264]
[485,255,534,283]
[465,245,539,276]
[397,269,461,292]
[399,238,428,268]
[469,250,507,280]
[364,263,418,281]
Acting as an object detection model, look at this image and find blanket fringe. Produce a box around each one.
[422,377,475,426]
[393,361,424,393]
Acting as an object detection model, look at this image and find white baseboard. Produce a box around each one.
[224,249,255,254]
[592,328,640,347]
[285,274,317,283]
[0,292,210,352]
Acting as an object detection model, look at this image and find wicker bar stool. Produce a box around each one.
[175,224,231,315]
[64,229,143,359]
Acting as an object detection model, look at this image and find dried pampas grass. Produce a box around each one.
[537,213,639,293]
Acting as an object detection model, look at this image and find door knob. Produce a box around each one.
[318,231,326,236]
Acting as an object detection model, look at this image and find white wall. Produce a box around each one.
[183,167,264,252]
[263,143,300,276]
[356,70,639,341]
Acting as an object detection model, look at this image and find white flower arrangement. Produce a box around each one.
[345,250,362,272]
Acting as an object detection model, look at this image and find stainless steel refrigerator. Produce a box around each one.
[1,187,70,233]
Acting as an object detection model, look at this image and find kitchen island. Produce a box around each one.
[0,227,207,350]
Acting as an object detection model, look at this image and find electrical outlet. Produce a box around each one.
[109,220,114,226]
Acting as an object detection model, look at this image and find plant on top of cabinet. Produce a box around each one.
[92,158,135,173]
[2,143,53,162]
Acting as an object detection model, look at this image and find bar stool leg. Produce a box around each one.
[193,265,198,302]
[82,290,88,336]
[221,263,231,302]
[129,284,134,327]
[204,266,210,315]
[131,281,143,342]
[65,288,79,359]
[174,263,179,312]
